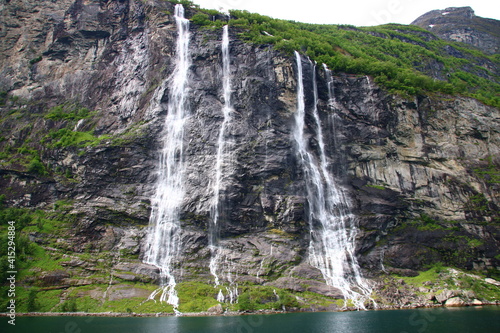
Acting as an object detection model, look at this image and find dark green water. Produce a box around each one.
[3,307,499,333]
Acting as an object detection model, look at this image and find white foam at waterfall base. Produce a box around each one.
[143,4,191,312]
[294,52,374,310]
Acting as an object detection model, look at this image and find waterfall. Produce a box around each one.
[293,52,372,309]
[211,25,232,229]
[322,63,335,106]
[322,63,341,164]
[143,4,191,311]
[209,25,238,302]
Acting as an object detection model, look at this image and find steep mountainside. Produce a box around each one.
[0,0,499,314]
[411,6,500,55]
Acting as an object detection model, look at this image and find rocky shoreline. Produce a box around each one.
[2,302,499,319]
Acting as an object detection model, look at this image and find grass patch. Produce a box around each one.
[1,287,65,312]
[53,199,75,211]
[234,285,299,311]
[397,264,444,287]
[36,289,64,312]
[397,265,500,302]
[0,143,48,175]
[0,206,72,291]
[44,103,93,121]
[44,128,111,148]
[409,214,446,231]
[467,239,483,248]
[294,290,340,308]
[27,156,48,175]
[176,281,220,312]
[100,297,161,313]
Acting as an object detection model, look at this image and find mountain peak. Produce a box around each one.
[411,6,499,54]
[411,6,475,24]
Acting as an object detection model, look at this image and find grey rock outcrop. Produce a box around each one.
[411,7,500,55]
[445,297,465,307]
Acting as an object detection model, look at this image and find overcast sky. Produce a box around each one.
[191,0,500,26]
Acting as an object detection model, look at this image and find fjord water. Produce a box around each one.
[293,52,371,308]
[143,4,191,309]
[7,307,500,333]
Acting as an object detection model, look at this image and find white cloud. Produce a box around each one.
[192,0,500,26]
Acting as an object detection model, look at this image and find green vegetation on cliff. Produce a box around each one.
[187,1,499,107]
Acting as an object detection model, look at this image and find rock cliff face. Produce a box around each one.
[0,0,499,311]
[411,7,500,55]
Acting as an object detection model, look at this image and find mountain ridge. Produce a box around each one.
[411,6,500,55]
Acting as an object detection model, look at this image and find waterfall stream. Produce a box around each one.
[211,25,232,231]
[323,64,335,106]
[143,4,191,311]
[294,52,373,309]
[209,25,238,303]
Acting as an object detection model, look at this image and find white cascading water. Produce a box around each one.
[323,64,335,106]
[322,64,341,157]
[209,25,238,303]
[143,4,191,311]
[294,52,372,309]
